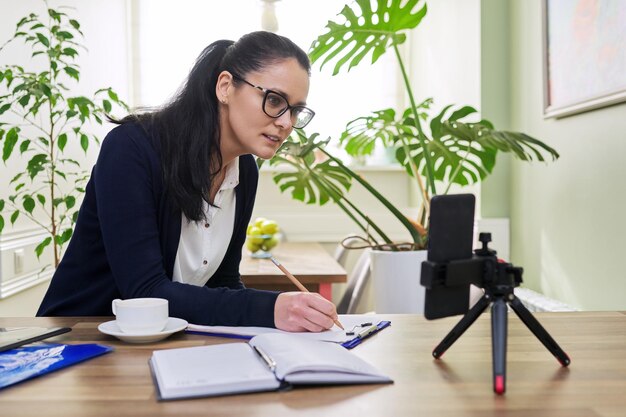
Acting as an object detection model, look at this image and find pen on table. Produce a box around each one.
[269,256,345,330]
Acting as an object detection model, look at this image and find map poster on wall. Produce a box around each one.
[543,0,626,118]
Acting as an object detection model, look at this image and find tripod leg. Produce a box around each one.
[433,294,490,359]
[491,298,508,395]
[509,296,571,366]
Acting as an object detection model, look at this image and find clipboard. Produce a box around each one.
[341,321,391,349]
[186,319,391,349]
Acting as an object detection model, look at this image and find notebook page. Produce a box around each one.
[250,333,392,384]
[151,343,280,399]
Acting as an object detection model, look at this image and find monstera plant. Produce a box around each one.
[264,0,559,250]
[0,3,127,266]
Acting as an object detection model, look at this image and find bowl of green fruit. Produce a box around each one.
[246,217,281,259]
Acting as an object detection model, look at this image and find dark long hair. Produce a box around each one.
[113,31,310,221]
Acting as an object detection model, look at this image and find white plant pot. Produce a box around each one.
[370,249,427,314]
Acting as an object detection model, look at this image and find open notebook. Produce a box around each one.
[149,333,392,400]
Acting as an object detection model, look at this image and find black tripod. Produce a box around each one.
[432,234,571,394]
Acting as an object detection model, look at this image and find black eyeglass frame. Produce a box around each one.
[231,74,315,129]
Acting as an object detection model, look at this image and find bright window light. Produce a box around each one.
[134,0,400,153]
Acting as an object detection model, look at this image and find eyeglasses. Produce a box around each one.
[231,74,315,129]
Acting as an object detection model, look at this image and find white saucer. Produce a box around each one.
[98,317,188,343]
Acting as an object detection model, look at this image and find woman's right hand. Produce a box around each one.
[274,292,339,332]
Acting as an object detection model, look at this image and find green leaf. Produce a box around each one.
[2,128,19,162]
[61,228,72,243]
[0,103,11,115]
[0,215,4,234]
[10,210,19,225]
[16,16,30,28]
[65,195,76,209]
[0,199,4,211]
[58,133,67,151]
[13,83,27,94]
[80,134,88,152]
[18,94,31,107]
[62,47,78,58]
[48,8,62,22]
[41,83,52,97]
[309,0,428,75]
[26,153,48,179]
[36,33,50,47]
[52,198,64,207]
[37,194,46,205]
[61,158,80,167]
[54,228,73,245]
[78,104,89,118]
[107,90,119,101]
[57,31,74,40]
[23,196,35,214]
[64,66,79,80]
[72,211,79,223]
[339,108,402,157]
[102,99,112,113]
[35,237,52,258]
[9,172,23,184]
[19,139,30,153]
[69,19,80,30]
[270,135,352,206]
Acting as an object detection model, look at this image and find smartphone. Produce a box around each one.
[421,194,475,320]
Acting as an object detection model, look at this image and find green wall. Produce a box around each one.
[480,0,511,219]
[482,0,626,310]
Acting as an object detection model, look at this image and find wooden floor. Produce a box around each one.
[0,312,625,416]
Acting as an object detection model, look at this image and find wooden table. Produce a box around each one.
[1,312,625,416]
[240,242,347,300]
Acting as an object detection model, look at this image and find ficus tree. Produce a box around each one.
[0,2,127,267]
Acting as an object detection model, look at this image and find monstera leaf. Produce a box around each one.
[268,131,352,206]
[396,106,559,186]
[339,99,432,157]
[266,129,422,246]
[309,0,427,74]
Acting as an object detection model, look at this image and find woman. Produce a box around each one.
[37,31,339,332]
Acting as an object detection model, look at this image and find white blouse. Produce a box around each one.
[172,157,239,286]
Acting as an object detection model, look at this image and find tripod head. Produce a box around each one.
[474,233,523,300]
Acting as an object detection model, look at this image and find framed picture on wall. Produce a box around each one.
[542,0,626,118]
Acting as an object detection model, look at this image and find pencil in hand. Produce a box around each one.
[270,256,345,330]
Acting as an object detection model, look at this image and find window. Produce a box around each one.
[133,0,400,153]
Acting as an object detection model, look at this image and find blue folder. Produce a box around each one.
[0,343,113,390]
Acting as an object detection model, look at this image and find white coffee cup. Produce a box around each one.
[111,298,169,334]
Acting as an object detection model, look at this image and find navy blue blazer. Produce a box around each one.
[37,122,278,327]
